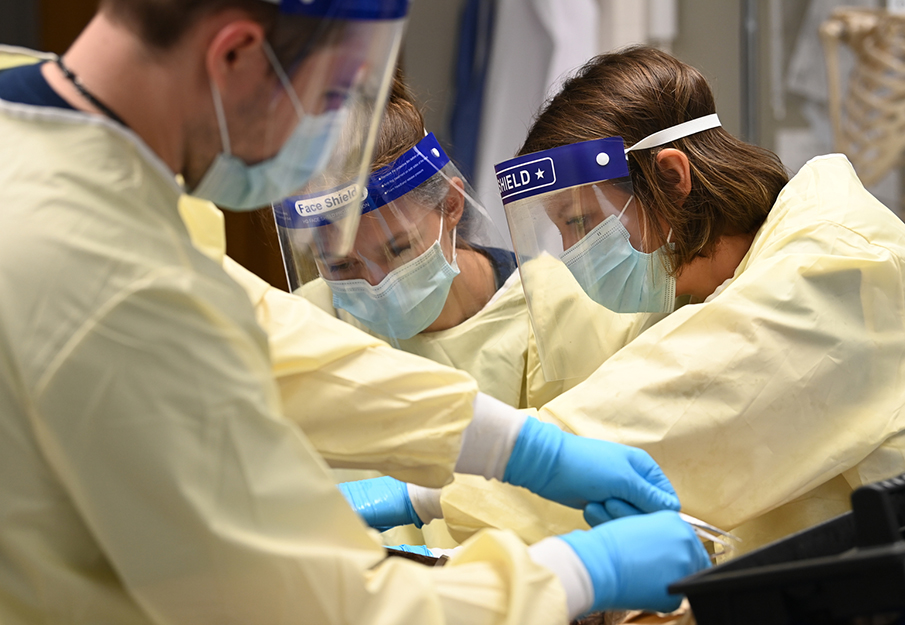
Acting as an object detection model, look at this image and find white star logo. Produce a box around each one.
[536,168,545,180]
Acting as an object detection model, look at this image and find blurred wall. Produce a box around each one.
[401,0,813,158]
[671,2,811,161]
[671,2,743,140]
[0,0,40,49]
[39,0,98,54]
[400,0,468,146]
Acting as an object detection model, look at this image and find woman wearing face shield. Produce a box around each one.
[479,45,905,555]
[293,78,600,411]
[288,79,626,549]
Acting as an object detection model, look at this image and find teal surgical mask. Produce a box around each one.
[191,43,344,211]
[560,195,677,314]
[326,216,460,339]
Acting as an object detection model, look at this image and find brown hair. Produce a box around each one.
[371,73,426,171]
[519,45,789,271]
[371,74,476,249]
[99,0,276,49]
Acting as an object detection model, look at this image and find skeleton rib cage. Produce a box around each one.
[821,8,905,188]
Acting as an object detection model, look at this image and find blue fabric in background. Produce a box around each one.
[447,0,496,181]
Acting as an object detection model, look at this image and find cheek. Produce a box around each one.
[561,229,581,251]
[268,94,304,145]
[229,89,292,160]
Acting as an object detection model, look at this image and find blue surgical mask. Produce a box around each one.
[560,196,676,314]
[191,43,344,211]
[326,217,460,339]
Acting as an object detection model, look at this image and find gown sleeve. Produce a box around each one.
[33,271,567,625]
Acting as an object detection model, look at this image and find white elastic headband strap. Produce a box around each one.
[624,113,721,154]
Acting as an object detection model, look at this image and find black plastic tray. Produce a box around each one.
[669,473,905,625]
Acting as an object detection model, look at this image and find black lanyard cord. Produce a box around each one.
[55,56,128,128]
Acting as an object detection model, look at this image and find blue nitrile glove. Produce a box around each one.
[386,544,434,557]
[338,477,422,530]
[503,417,680,520]
[560,510,710,613]
[584,500,646,525]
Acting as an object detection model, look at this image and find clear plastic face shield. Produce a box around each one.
[189,0,409,251]
[495,114,721,380]
[276,132,506,341]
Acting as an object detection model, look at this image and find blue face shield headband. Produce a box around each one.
[273,0,409,19]
[495,114,721,314]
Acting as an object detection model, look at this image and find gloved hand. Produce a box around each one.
[503,417,680,521]
[338,476,422,530]
[386,544,434,557]
[559,510,710,613]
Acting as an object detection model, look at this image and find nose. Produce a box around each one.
[359,256,389,287]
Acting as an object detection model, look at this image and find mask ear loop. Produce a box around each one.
[209,80,232,156]
[628,197,670,252]
[617,194,633,221]
[451,224,458,265]
[590,185,632,223]
[437,211,458,265]
[209,42,305,159]
[659,227,676,276]
[620,113,721,250]
[262,41,306,118]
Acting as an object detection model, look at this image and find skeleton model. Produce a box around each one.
[820,8,905,189]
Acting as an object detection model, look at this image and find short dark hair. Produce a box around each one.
[99,0,321,70]
[99,0,279,50]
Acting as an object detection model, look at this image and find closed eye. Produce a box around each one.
[324,258,361,278]
[386,241,412,258]
[323,88,349,111]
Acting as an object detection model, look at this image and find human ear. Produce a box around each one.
[205,20,268,96]
[443,176,466,229]
[655,148,691,203]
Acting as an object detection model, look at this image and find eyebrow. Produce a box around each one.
[356,229,412,260]
[545,197,571,220]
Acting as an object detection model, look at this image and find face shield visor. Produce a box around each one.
[190,0,409,251]
[496,114,721,380]
[276,132,507,341]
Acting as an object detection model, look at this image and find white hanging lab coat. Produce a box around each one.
[472,0,600,236]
